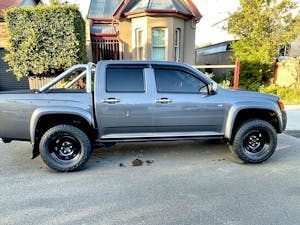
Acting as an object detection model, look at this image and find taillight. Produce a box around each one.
[278,99,285,110]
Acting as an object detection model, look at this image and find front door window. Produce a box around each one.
[154,68,208,94]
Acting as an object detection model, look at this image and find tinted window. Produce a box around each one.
[154,69,207,93]
[106,68,145,92]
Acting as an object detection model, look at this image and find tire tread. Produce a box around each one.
[230,119,277,163]
[39,124,92,172]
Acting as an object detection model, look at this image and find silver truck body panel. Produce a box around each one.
[0,92,93,140]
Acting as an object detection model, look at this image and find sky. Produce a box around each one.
[54,0,298,46]
[194,0,240,46]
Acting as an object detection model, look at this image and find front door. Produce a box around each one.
[152,67,225,137]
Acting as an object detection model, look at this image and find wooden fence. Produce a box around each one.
[194,58,240,90]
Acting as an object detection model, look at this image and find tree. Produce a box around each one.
[50,0,70,5]
[50,0,60,5]
[228,0,300,89]
[4,5,86,80]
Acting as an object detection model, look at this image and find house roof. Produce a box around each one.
[89,0,201,21]
[90,24,116,35]
[195,40,234,55]
[88,0,123,19]
[122,0,192,16]
[0,0,41,19]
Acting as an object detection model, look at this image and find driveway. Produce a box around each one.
[1,133,300,225]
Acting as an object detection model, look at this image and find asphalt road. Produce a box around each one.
[1,133,300,225]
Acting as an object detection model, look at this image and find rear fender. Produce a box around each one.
[30,106,95,146]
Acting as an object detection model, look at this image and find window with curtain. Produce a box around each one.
[175,28,181,61]
[136,28,144,60]
[152,28,167,61]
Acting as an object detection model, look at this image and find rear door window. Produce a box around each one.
[106,67,145,92]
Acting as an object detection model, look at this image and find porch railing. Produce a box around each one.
[91,37,124,62]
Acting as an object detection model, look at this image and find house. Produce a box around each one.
[275,39,300,87]
[0,0,42,91]
[87,0,201,65]
[195,41,234,77]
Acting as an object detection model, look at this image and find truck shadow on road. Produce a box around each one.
[1,134,298,173]
[86,134,300,172]
[88,140,236,169]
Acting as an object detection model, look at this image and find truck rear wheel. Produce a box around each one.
[39,125,92,172]
[229,119,277,163]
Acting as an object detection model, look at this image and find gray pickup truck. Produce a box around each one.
[0,61,287,171]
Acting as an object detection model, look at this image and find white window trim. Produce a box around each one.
[175,28,181,62]
[136,28,144,60]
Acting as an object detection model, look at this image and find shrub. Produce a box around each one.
[4,5,86,80]
[211,70,234,89]
[259,83,300,104]
[238,61,273,90]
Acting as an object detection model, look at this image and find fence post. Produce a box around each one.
[233,58,240,90]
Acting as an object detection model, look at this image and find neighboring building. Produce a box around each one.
[275,39,300,87]
[275,59,299,87]
[0,0,41,91]
[195,40,234,77]
[87,0,202,65]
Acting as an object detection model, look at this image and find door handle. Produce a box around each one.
[102,98,120,104]
[155,98,172,104]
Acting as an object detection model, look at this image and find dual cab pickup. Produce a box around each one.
[0,61,287,171]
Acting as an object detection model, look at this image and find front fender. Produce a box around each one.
[224,101,282,139]
[30,106,95,145]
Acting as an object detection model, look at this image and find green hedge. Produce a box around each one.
[4,5,86,79]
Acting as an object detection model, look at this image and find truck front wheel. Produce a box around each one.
[39,125,92,172]
[229,119,277,163]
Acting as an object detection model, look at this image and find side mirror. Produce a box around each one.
[208,82,217,95]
